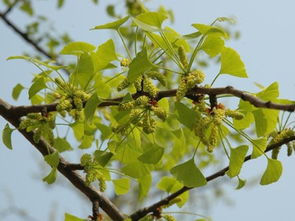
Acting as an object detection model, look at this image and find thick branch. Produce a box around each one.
[130,135,295,220]
[0,98,125,221]
[10,86,295,117]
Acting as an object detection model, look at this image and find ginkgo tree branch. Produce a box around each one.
[10,85,295,118]
[129,135,295,221]
[0,98,126,221]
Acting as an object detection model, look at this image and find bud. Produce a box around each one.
[120,58,131,67]
[143,78,158,98]
[225,109,245,120]
[178,46,188,69]
[151,106,167,121]
[117,78,130,91]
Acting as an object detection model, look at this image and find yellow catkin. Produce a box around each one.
[225,109,244,120]
[120,58,131,67]
[178,46,188,69]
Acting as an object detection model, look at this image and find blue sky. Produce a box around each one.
[1,0,295,220]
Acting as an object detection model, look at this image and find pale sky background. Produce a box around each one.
[1,0,295,220]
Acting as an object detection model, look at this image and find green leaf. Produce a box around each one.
[253,109,278,137]
[260,159,283,185]
[60,41,96,55]
[91,16,129,30]
[53,138,73,152]
[201,34,224,57]
[138,174,152,200]
[93,39,117,71]
[112,178,130,195]
[57,0,64,8]
[219,47,247,78]
[72,52,94,88]
[44,152,60,168]
[236,177,246,189]
[64,213,85,221]
[138,144,164,164]
[12,83,24,100]
[71,122,84,141]
[7,56,62,70]
[127,48,154,82]
[251,138,267,159]
[227,145,249,178]
[20,1,33,16]
[256,82,279,101]
[175,102,198,129]
[94,150,113,167]
[43,168,57,184]
[79,135,94,149]
[156,176,189,207]
[121,162,150,178]
[28,78,47,99]
[133,12,167,32]
[170,159,207,187]
[84,93,101,123]
[192,23,227,37]
[2,123,14,149]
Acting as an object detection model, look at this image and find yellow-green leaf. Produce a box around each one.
[64,213,85,221]
[227,145,248,178]
[127,48,154,82]
[60,41,96,55]
[91,16,129,30]
[53,138,73,152]
[201,34,224,57]
[253,109,278,137]
[121,162,150,178]
[112,178,130,195]
[133,12,167,32]
[175,102,198,129]
[43,168,57,184]
[170,159,207,187]
[138,174,152,200]
[192,23,227,37]
[84,93,101,123]
[219,47,247,78]
[2,123,14,150]
[236,177,246,189]
[138,144,164,164]
[28,78,47,99]
[12,83,24,100]
[44,152,60,168]
[251,138,267,159]
[256,81,279,101]
[93,39,117,71]
[260,159,283,185]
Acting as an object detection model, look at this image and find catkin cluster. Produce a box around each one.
[19,113,56,144]
[176,70,205,101]
[80,154,106,191]
[115,95,167,134]
[54,78,90,120]
[117,72,165,97]
[270,128,295,159]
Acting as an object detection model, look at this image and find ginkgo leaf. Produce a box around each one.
[138,144,164,164]
[227,145,249,178]
[93,39,117,71]
[91,16,129,30]
[121,162,150,178]
[170,159,207,187]
[256,81,279,101]
[7,56,63,70]
[60,41,96,55]
[64,213,85,221]
[219,47,247,78]
[112,178,130,195]
[44,152,60,168]
[138,174,152,200]
[42,168,57,184]
[133,12,167,32]
[192,23,227,37]
[251,138,267,159]
[175,102,198,129]
[2,123,14,150]
[28,78,47,99]
[12,83,24,100]
[253,109,278,137]
[260,159,283,185]
[53,138,73,152]
[201,34,224,57]
[127,48,154,82]
[84,93,101,123]
[236,177,246,189]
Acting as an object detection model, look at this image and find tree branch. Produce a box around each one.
[10,86,295,118]
[0,98,125,221]
[129,135,295,220]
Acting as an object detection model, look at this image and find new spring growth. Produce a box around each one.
[176,70,205,101]
[120,58,131,67]
[80,154,107,191]
[178,46,188,69]
[19,113,56,144]
[270,128,295,159]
